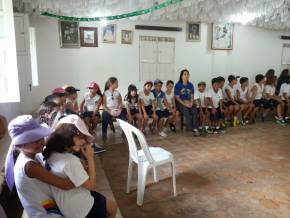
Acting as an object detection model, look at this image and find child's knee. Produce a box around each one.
[106,199,117,215]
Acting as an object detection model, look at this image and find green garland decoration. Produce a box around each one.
[41,0,184,21]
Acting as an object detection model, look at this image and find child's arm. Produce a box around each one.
[80,144,97,191]
[79,97,85,114]
[225,89,237,103]
[118,95,123,111]
[250,86,257,102]
[163,97,171,111]
[140,99,147,118]
[92,97,102,118]
[25,162,74,190]
[206,97,216,113]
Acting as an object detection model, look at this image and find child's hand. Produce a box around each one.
[81,144,94,160]
[144,113,148,120]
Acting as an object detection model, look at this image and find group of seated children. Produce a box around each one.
[39,69,290,141]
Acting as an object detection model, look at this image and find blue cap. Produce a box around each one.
[153,79,163,85]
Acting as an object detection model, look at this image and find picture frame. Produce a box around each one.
[211,23,234,50]
[59,20,80,48]
[80,27,98,47]
[121,30,133,44]
[186,22,200,42]
[102,24,116,43]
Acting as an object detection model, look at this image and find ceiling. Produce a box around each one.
[13,0,290,30]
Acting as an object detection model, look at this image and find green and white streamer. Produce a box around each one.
[41,0,184,21]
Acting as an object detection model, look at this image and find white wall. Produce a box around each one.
[28,16,290,110]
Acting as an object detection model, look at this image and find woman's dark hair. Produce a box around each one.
[104,77,118,91]
[255,74,265,83]
[38,101,58,124]
[178,69,189,83]
[43,123,83,160]
[278,69,289,83]
[166,80,174,86]
[266,75,276,85]
[265,69,275,78]
[240,77,248,84]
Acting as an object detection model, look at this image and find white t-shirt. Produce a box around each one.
[165,91,174,107]
[237,86,249,102]
[104,90,121,110]
[207,88,223,108]
[279,83,290,100]
[194,90,208,108]
[264,85,276,97]
[253,83,264,100]
[14,153,62,218]
[47,153,94,218]
[225,84,237,101]
[139,91,155,107]
[84,92,101,112]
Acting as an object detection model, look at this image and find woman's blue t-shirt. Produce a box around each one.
[174,81,194,101]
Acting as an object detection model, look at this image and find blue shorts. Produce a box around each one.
[208,107,224,121]
[144,105,153,117]
[86,191,107,218]
[223,101,235,107]
[156,109,172,119]
[197,107,208,113]
[254,99,276,109]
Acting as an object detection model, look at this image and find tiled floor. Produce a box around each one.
[99,122,290,218]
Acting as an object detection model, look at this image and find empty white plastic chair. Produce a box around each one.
[117,119,176,206]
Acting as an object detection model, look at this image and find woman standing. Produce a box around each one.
[174,69,199,136]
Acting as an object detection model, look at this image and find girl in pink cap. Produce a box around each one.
[5,115,75,218]
[43,114,117,218]
[80,82,103,133]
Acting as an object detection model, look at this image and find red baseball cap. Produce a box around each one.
[52,87,65,94]
[87,82,100,90]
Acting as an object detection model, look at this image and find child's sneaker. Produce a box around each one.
[233,117,238,127]
[192,129,200,136]
[159,131,167,137]
[169,123,177,132]
[207,127,214,134]
[92,144,106,154]
[276,118,287,126]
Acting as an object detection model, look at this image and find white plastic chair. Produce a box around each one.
[117,119,177,206]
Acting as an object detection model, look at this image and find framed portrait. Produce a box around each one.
[212,23,234,50]
[102,24,116,43]
[59,21,80,48]
[186,22,200,42]
[121,30,133,44]
[80,27,98,47]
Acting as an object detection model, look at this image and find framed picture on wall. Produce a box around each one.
[80,27,98,47]
[102,24,116,43]
[186,22,200,42]
[211,23,234,50]
[59,20,80,48]
[121,30,133,44]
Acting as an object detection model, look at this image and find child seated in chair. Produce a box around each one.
[102,77,126,143]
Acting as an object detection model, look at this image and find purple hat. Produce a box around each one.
[5,115,53,191]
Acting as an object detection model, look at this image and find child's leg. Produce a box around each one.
[102,111,111,138]
[134,113,143,130]
[106,199,117,218]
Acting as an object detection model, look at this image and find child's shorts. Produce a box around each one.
[208,107,224,121]
[86,191,107,218]
[254,99,276,109]
[156,109,172,119]
[144,105,154,117]
[124,108,139,116]
[223,101,235,107]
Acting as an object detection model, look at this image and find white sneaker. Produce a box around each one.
[163,127,169,133]
[159,131,167,137]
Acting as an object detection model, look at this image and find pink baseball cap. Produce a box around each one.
[87,82,100,90]
[52,87,65,94]
[144,80,153,87]
[56,115,94,142]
